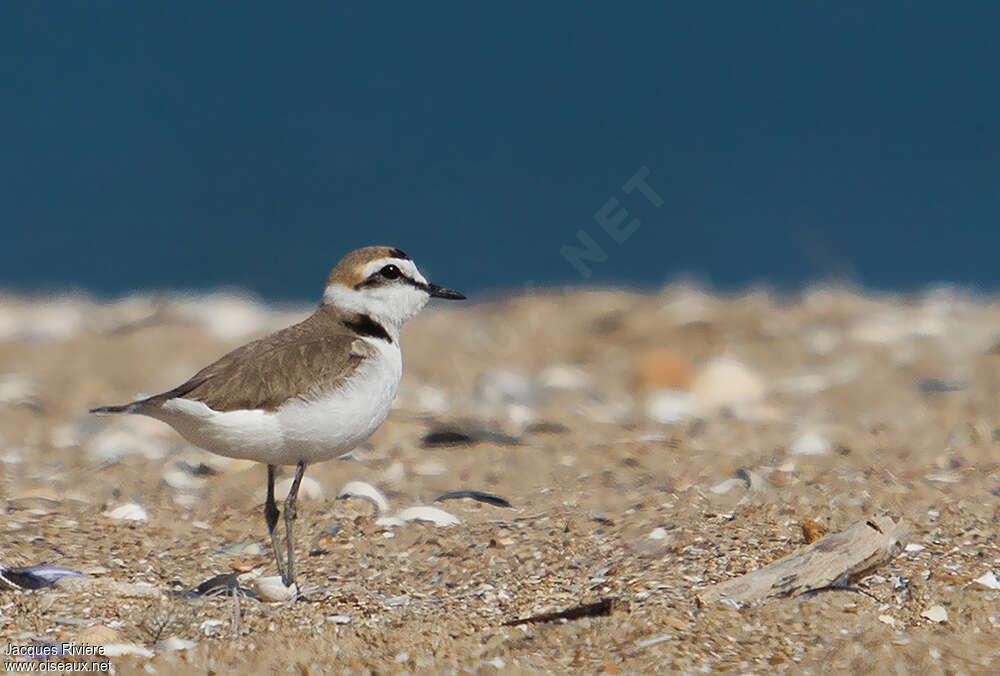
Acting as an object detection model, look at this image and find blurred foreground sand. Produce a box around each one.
[1,285,999,672]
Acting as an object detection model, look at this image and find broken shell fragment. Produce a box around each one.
[336,480,391,514]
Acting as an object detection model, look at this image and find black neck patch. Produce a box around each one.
[345,313,393,343]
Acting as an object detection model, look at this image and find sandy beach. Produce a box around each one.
[2,285,999,673]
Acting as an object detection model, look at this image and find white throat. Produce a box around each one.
[323,283,428,337]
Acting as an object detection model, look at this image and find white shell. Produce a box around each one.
[337,480,390,514]
[973,572,1000,590]
[878,614,899,627]
[253,575,298,602]
[275,476,324,501]
[646,389,699,424]
[104,503,149,522]
[790,432,832,457]
[920,605,948,623]
[395,506,461,527]
[648,527,670,541]
[158,636,197,652]
[374,515,405,528]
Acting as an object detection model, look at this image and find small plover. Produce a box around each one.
[91,246,465,586]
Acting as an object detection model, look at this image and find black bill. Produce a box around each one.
[427,283,466,300]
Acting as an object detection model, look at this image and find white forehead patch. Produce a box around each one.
[360,257,427,285]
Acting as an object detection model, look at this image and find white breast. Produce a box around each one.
[154,337,403,466]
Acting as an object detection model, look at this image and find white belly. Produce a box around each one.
[152,342,402,466]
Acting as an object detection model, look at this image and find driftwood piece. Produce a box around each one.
[698,516,907,607]
[503,598,617,626]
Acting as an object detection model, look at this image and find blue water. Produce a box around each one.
[2,3,998,302]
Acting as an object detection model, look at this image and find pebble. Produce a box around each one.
[660,285,716,326]
[218,542,264,557]
[790,432,832,457]
[690,358,765,410]
[337,480,391,514]
[254,575,298,602]
[645,390,699,424]
[647,527,670,541]
[275,476,324,501]
[326,614,352,624]
[475,369,543,407]
[104,503,149,522]
[539,364,591,391]
[921,605,948,623]
[505,402,535,432]
[904,543,926,553]
[635,350,692,390]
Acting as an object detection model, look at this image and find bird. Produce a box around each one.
[90,246,465,588]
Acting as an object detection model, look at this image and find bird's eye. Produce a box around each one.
[380,264,401,280]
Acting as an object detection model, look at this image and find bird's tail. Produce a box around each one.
[90,403,139,415]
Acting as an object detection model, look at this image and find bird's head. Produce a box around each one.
[322,246,465,330]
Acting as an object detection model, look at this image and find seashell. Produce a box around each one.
[253,575,297,602]
[395,506,461,527]
[104,503,149,522]
[337,480,390,514]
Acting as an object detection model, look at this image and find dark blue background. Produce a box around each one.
[3,2,997,300]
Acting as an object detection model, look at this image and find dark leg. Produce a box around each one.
[265,465,287,582]
[282,461,307,587]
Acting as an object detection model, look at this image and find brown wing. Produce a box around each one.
[138,310,374,413]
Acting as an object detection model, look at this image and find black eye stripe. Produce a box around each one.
[353,265,428,292]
